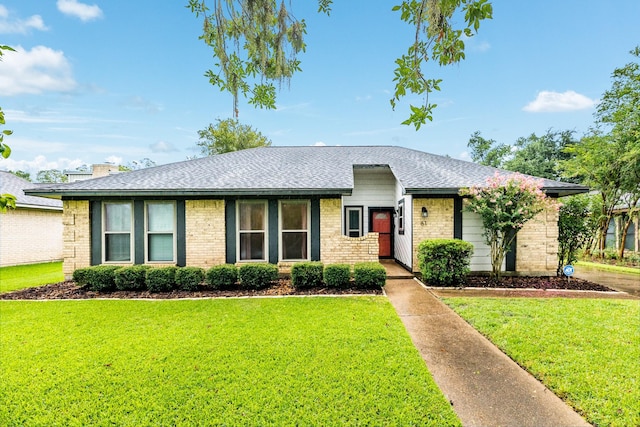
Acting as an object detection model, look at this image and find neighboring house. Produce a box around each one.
[25,146,587,279]
[0,171,63,267]
[605,198,639,252]
[64,163,120,182]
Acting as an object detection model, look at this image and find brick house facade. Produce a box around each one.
[26,146,586,278]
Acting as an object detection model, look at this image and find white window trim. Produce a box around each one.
[236,200,269,262]
[279,200,311,262]
[398,199,405,235]
[144,201,177,264]
[102,201,134,264]
[345,206,363,238]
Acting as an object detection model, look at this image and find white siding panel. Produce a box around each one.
[462,210,505,272]
[394,179,412,268]
[342,168,396,234]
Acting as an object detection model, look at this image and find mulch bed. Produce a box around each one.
[0,280,383,300]
[460,275,613,292]
[1,275,616,300]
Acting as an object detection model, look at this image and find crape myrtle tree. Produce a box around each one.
[460,172,558,281]
[187,0,493,129]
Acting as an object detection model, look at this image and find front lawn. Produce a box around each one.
[444,297,640,427]
[0,261,64,293]
[0,297,459,426]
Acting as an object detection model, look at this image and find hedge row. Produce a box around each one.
[291,261,386,289]
[72,261,387,292]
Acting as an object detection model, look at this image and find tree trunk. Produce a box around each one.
[618,214,634,259]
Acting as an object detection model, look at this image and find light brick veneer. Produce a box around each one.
[62,200,91,278]
[412,198,454,272]
[516,206,559,274]
[185,200,226,268]
[0,208,63,267]
[319,198,379,265]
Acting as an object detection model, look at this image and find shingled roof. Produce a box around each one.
[24,146,588,198]
[0,171,63,210]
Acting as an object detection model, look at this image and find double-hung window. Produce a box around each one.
[280,200,310,261]
[238,201,267,261]
[345,206,363,237]
[146,202,176,262]
[103,202,133,262]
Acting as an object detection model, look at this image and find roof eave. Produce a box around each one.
[24,188,354,198]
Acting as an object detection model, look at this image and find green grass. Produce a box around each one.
[444,297,640,427]
[0,297,460,426]
[576,260,640,275]
[0,261,64,293]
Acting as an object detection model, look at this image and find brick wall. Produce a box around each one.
[62,200,91,278]
[0,208,63,267]
[319,198,379,265]
[516,206,559,274]
[412,198,454,272]
[185,200,226,268]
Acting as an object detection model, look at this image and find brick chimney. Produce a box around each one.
[91,164,119,178]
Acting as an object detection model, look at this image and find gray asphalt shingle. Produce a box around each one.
[24,146,587,198]
[0,171,63,209]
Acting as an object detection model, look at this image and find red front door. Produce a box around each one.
[371,210,392,258]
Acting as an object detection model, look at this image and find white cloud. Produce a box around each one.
[0,45,77,95]
[0,155,84,177]
[312,141,326,146]
[0,6,48,34]
[523,90,597,113]
[150,141,177,153]
[57,0,103,22]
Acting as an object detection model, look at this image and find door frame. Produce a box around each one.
[368,207,394,259]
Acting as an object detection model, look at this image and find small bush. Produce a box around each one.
[114,265,150,291]
[353,262,386,289]
[205,264,238,290]
[323,264,351,288]
[72,267,92,286]
[417,239,473,286]
[85,265,122,292]
[175,267,205,291]
[291,262,324,288]
[238,263,278,290]
[146,266,178,292]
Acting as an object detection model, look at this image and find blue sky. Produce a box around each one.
[1,0,639,177]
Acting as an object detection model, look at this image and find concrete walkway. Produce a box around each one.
[385,279,590,427]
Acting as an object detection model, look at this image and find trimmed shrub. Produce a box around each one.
[291,262,324,289]
[85,265,122,292]
[175,267,205,291]
[114,265,151,291]
[323,264,351,288]
[353,262,386,289]
[238,263,278,290]
[146,266,178,292]
[205,264,238,290]
[417,238,474,286]
[72,267,92,286]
